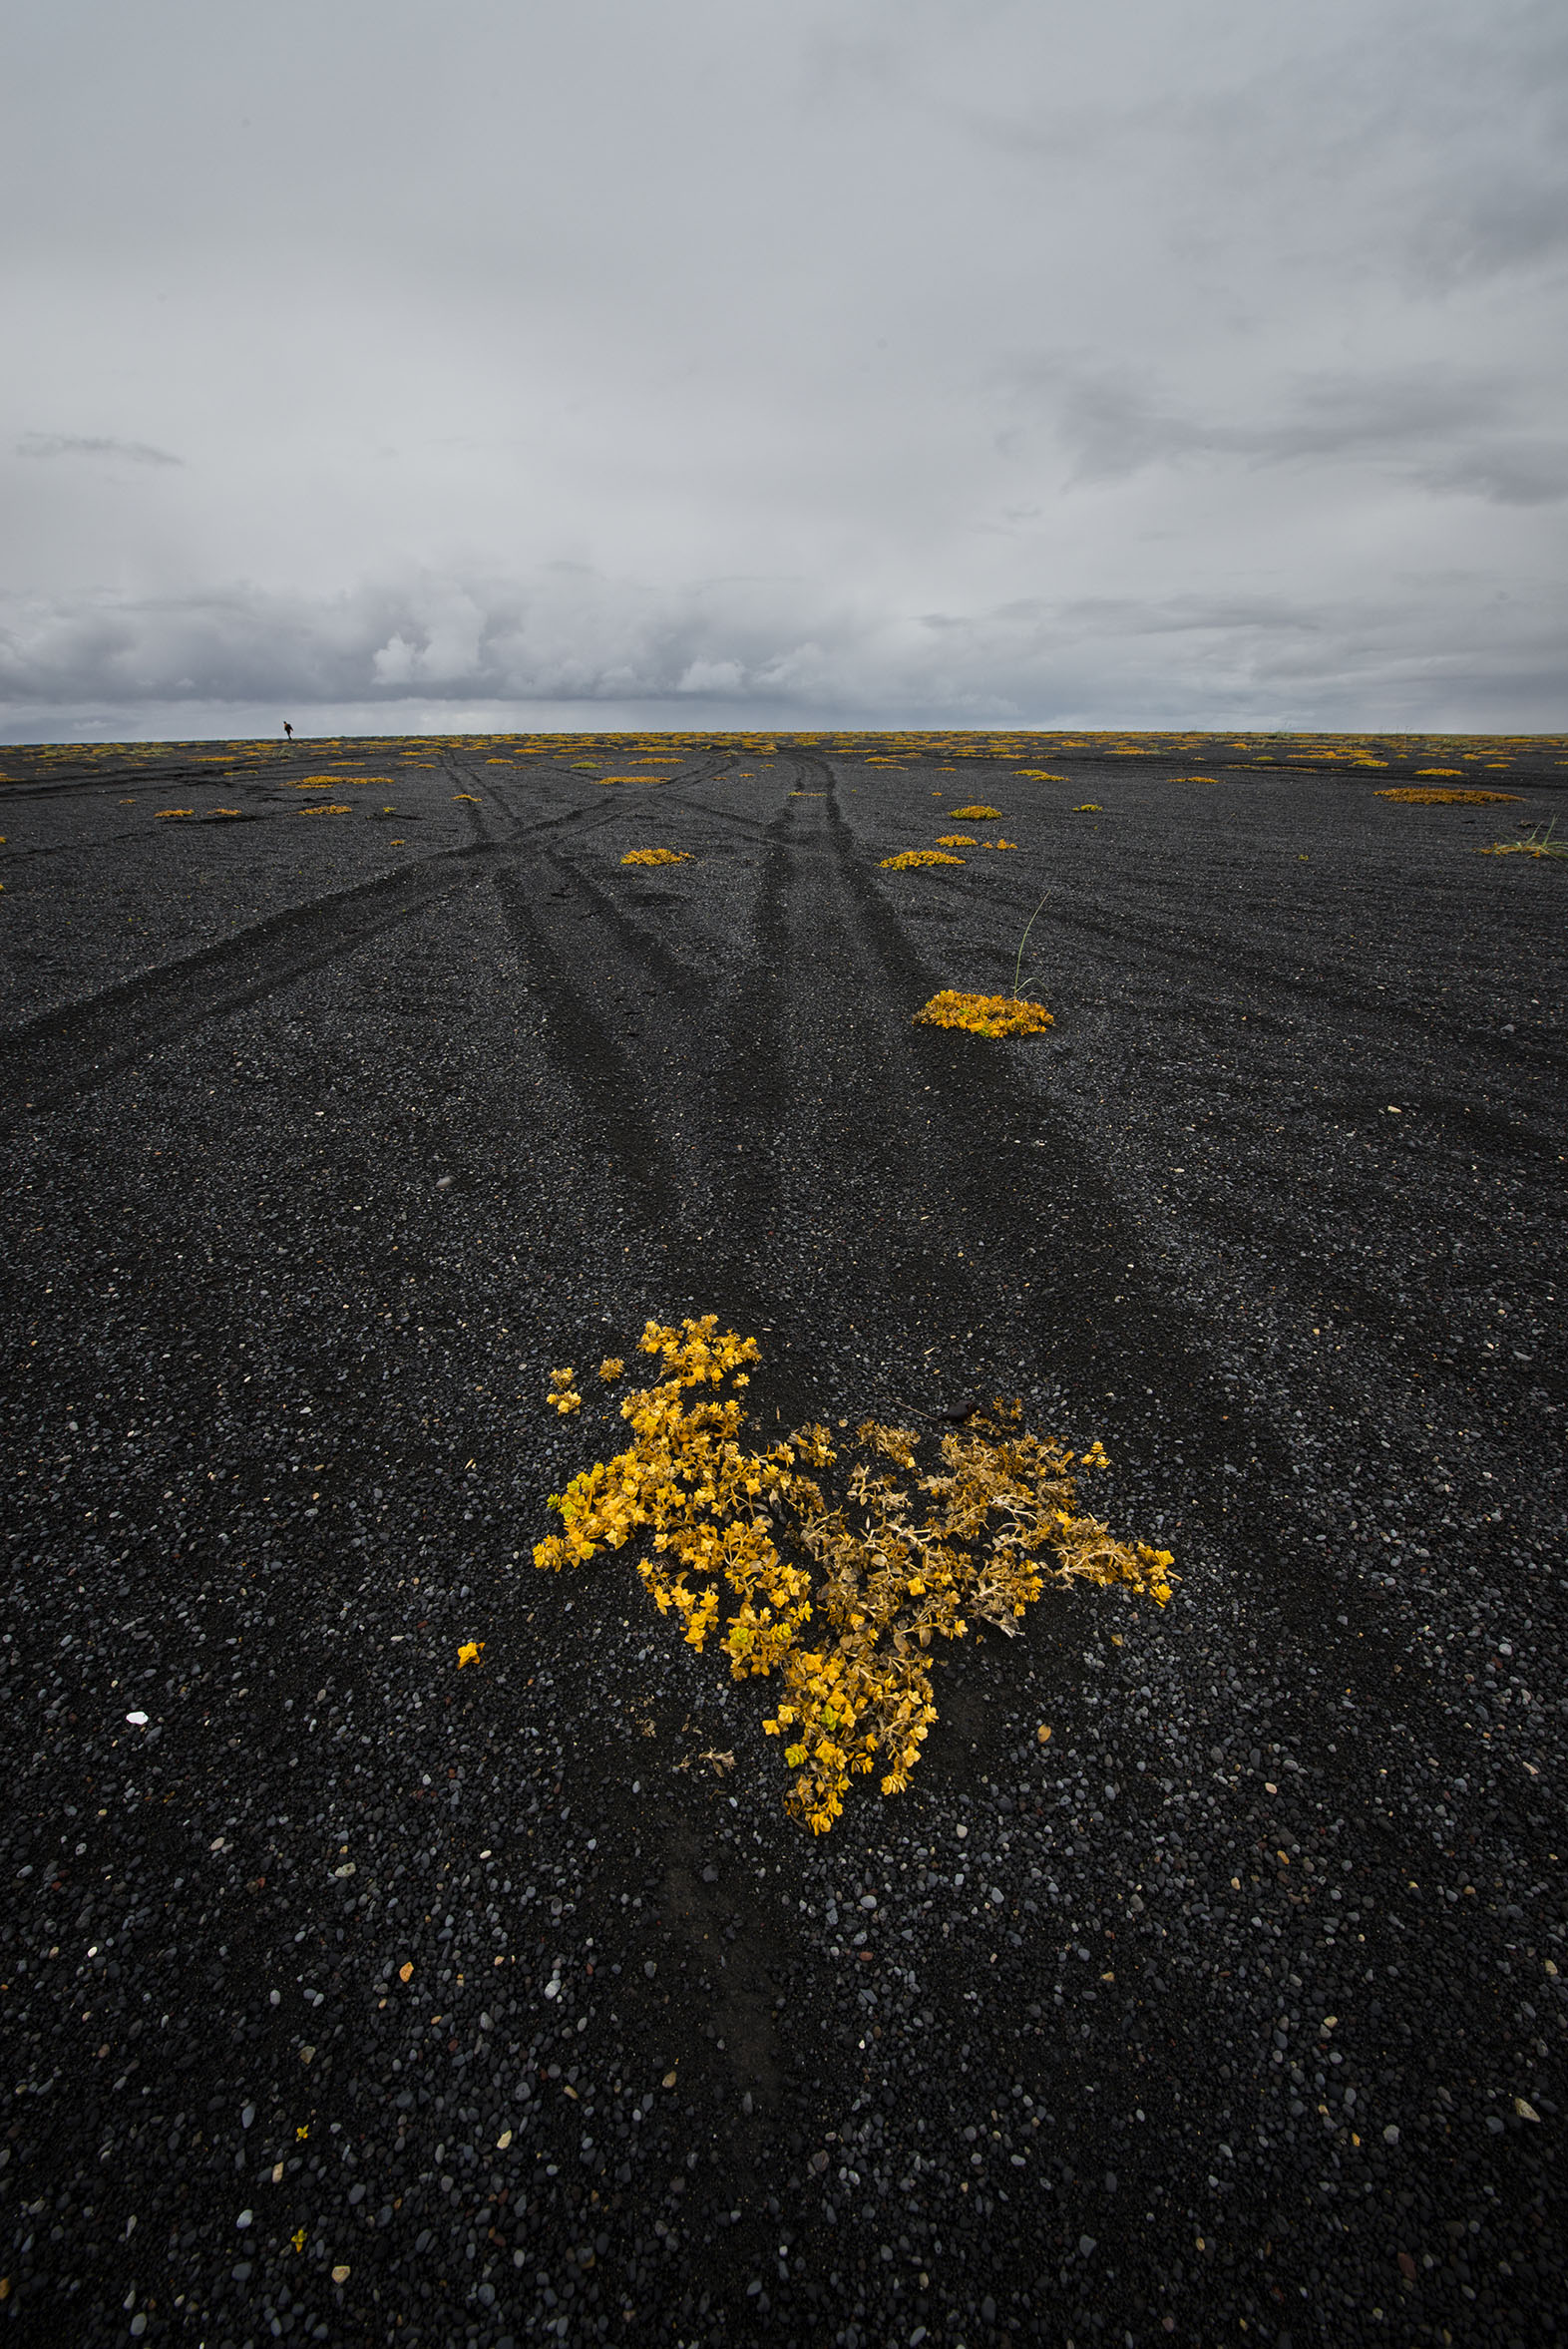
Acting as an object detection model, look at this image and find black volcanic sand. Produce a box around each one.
[2,732,1565,2349]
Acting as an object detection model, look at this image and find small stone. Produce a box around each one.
[241,2104,255,2129]
[643,1961,657,1979]
[1079,2235,1097,2257]
[332,2263,351,2284]
[236,2209,253,2229]
[1382,2125,1399,2145]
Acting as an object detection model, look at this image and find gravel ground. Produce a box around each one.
[2,731,1565,2349]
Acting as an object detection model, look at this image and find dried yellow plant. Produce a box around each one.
[914,991,1054,1038]
[1375,787,1522,806]
[881,850,965,870]
[949,805,1002,820]
[534,1318,1172,1833]
[620,848,695,867]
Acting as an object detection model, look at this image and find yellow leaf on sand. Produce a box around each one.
[457,1641,484,1668]
[399,1962,413,1983]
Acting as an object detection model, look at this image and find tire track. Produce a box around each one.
[0,841,504,1124]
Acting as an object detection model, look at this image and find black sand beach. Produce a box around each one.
[2,731,1565,2348]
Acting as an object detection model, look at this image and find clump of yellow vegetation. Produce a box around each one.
[937,834,979,848]
[1478,819,1565,862]
[1375,787,1522,806]
[620,848,695,866]
[914,990,1054,1038]
[881,850,966,870]
[1013,771,1066,781]
[534,1318,1172,1833]
[548,1369,583,1416]
[949,805,1002,820]
[299,804,353,816]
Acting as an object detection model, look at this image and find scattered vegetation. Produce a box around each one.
[534,1318,1172,1832]
[914,991,1054,1037]
[1478,819,1566,862]
[1375,787,1522,806]
[949,805,1002,821]
[881,850,965,870]
[619,849,694,867]
[936,834,979,848]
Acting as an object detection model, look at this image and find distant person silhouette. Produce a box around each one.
[283,721,293,740]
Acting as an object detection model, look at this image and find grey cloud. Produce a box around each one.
[2,0,1565,735]
[1006,357,1568,503]
[18,432,183,467]
[4,564,1563,734]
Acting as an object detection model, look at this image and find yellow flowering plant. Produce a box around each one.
[534,1318,1172,1832]
[620,849,694,867]
[914,990,1054,1038]
[881,850,965,871]
[1375,787,1521,806]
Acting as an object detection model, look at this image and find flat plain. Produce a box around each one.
[2,728,1565,2348]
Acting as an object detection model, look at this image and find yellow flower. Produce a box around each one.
[598,1358,625,1379]
[913,990,1053,1038]
[457,1641,485,1668]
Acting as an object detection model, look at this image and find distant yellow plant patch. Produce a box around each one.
[299,804,353,816]
[881,850,966,870]
[620,848,694,866]
[535,1318,1171,1832]
[985,839,1019,851]
[1414,768,1465,777]
[290,777,341,789]
[1173,775,1220,784]
[949,805,1002,820]
[1013,770,1067,781]
[1072,803,1102,813]
[1376,787,1522,806]
[937,834,979,847]
[154,808,194,818]
[915,990,1054,1038]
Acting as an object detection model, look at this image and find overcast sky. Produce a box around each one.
[3,0,1565,739]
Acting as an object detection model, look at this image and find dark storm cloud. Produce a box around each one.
[6,558,1561,734]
